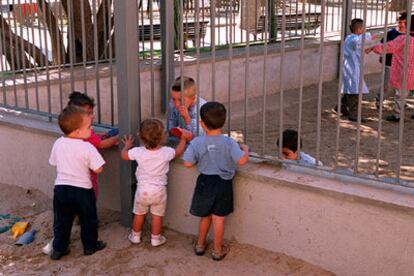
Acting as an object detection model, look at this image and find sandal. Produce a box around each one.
[192,241,206,256]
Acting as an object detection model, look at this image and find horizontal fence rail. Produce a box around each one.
[1,0,413,185]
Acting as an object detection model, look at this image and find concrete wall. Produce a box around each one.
[0,41,382,125]
[1,112,414,275]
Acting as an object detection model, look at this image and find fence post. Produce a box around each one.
[344,0,353,36]
[160,0,175,113]
[114,0,140,226]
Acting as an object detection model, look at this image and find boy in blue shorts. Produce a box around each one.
[183,101,249,261]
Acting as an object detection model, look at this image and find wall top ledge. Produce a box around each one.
[2,108,413,214]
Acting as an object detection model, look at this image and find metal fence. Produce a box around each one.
[1,0,413,188]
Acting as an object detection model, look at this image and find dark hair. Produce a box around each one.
[58,105,87,135]
[68,91,95,108]
[349,18,364,33]
[200,101,226,130]
[276,129,302,152]
[398,12,407,21]
[171,76,196,95]
[139,118,165,149]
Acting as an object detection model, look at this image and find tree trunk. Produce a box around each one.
[0,14,47,69]
[37,0,66,65]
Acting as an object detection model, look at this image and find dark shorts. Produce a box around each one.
[190,174,234,217]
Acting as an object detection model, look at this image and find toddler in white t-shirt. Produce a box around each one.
[121,118,191,246]
[49,106,106,260]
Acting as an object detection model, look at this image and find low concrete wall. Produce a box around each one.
[0,40,382,125]
[2,113,413,275]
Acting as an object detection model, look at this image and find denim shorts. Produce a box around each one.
[190,174,234,217]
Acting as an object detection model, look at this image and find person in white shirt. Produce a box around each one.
[121,118,191,247]
[49,106,106,260]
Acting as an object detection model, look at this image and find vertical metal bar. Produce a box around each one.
[0,8,6,106]
[0,3,9,105]
[195,0,201,136]
[278,3,286,158]
[7,0,18,106]
[102,0,108,60]
[353,0,368,174]
[334,0,347,169]
[396,5,412,181]
[68,0,75,91]
[345,0,353,36]
[150,0,155,117]
[315,0,326,165]
[140,0,145,57]
[160,0,174,113]
[244,0,251,143]
[375,2,389,177]
[41,0,51,118]
[13,1,21,73]
[56,1,63,110]
[211,0,216,100]
[81,0,88,94]
[261,0,269,155]
[114,0,140,226]
[92,0,101,123]
[30,0,39,111]
[179,0,184,105]
[297,0,307,156]
[226,0,233,135]
[107,0,114,126]
[202,0,205,47]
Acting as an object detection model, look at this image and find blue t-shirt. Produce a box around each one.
[183,135,244,180]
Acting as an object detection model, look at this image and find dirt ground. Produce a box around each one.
[228,72,414,182]
[0,183,333,275]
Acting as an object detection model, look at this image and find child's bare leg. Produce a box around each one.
[197,215,212,246]
[132,214,145,232]
[212,215,225,253]
[151,214,163,235]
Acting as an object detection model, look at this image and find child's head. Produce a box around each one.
[58,105,92,139]
[67,91,95,117]
[200,101,226,131]
[139,118,166,149]
[170,76,196,109]
[397,12,407,32]
[349,18,364,34]
[276,129,302,160]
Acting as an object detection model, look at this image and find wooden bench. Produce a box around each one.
[138,20,209,48]
[252,12,321,39]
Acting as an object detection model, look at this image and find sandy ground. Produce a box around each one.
[0,183,333,275]
[227,72,414,182]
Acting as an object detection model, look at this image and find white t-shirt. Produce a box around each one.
[49,137,106,189]
[128,146,176,186]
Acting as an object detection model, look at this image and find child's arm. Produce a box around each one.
[173,128,192,159]
[94,166,104,174]
[237,144,249,166]
[121,135,135,161]
[183,161,195,168]
[98,135,119,149]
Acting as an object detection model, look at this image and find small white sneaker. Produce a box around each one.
[151,235,167,247]
[128,232,141,244]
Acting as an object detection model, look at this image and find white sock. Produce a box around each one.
[132,230,141,237]
[151,234,160,240]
